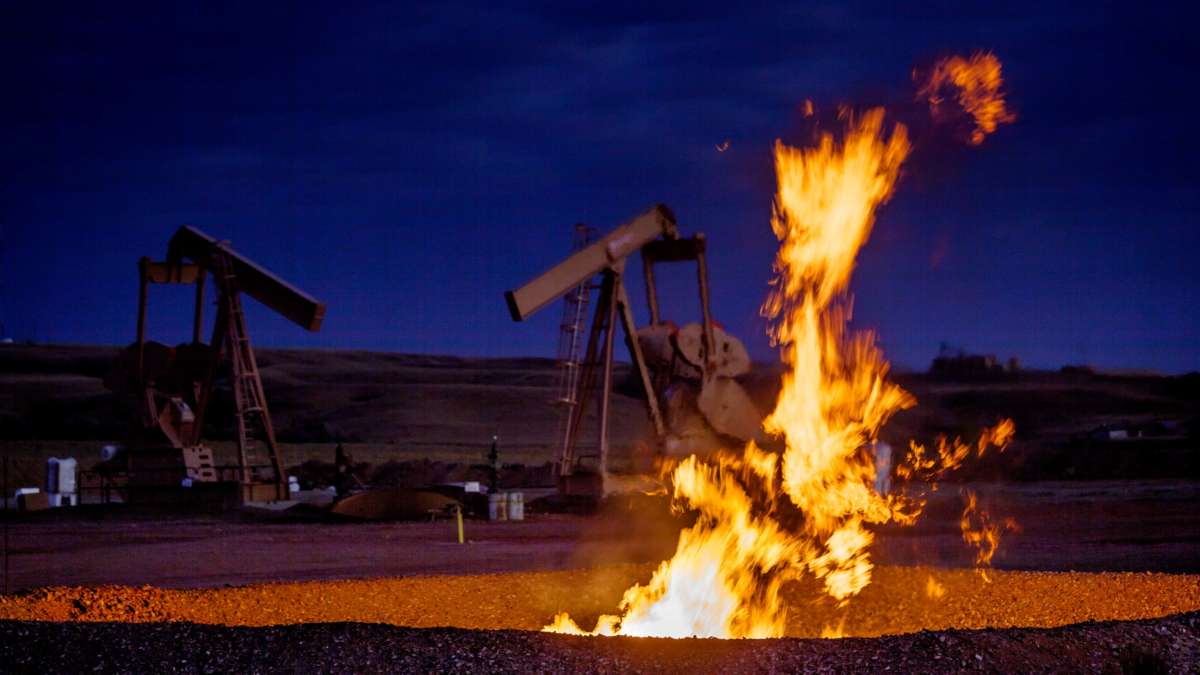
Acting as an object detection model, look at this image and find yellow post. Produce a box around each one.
[455,505,464,544]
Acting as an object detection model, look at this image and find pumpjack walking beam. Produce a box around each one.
[505,205,678,322]
[167,226,326,331]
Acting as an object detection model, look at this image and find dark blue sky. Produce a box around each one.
[3,2,1197,372]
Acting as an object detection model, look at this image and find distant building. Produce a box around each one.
[929,342,1006,378]
[1087,420,1186,442]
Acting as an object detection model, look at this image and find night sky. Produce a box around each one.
[3,3,1197,373]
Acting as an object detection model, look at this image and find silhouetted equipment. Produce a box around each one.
[930,341,1005,378]
[504,205,760,499]
[108,226,325,503]
[334,442,365,499]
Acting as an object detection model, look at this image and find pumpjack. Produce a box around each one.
[106,226,325,503]
[505,205,761,498]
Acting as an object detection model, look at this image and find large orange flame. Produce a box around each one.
[546,57,1015,640]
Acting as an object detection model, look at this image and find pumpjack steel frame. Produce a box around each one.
[505,205,718,497]
[134,226,325,502]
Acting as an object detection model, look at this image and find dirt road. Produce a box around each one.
[3,480,1197,593]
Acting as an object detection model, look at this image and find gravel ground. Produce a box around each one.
[2,612,1198,673]
[3,483,1197,671]
[2,566,1198,639]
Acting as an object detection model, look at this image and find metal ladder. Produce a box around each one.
[213,251,285,500]
[553,224,600,474]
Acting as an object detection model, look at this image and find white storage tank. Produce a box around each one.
[487,492,508,521]
[507,492,524,521]
[47,457,78,494]
[48,493,76,507]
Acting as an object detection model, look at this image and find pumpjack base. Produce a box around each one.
[557,471,603,500]
[239,481,289,504]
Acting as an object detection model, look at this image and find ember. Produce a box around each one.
[916,51,1016,145]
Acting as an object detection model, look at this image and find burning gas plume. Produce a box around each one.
[547,54,1015,639]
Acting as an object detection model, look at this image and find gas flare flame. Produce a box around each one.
[546,55,1015,640]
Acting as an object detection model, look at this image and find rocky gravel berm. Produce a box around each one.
[2,612,1198,674]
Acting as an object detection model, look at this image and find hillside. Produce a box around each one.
[1,344,1197,481]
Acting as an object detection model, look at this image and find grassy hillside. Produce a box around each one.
[1,344,1196,481]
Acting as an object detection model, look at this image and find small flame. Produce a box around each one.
[925,575,946,600]
[896,418,1015,485]
[960,489,1019,579]
[917,51,1015,144]
[820,615,848,638]
[543,612,590,636]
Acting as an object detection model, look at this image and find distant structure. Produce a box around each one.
[929,342,1016,377]
[1087,420,1186,442]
